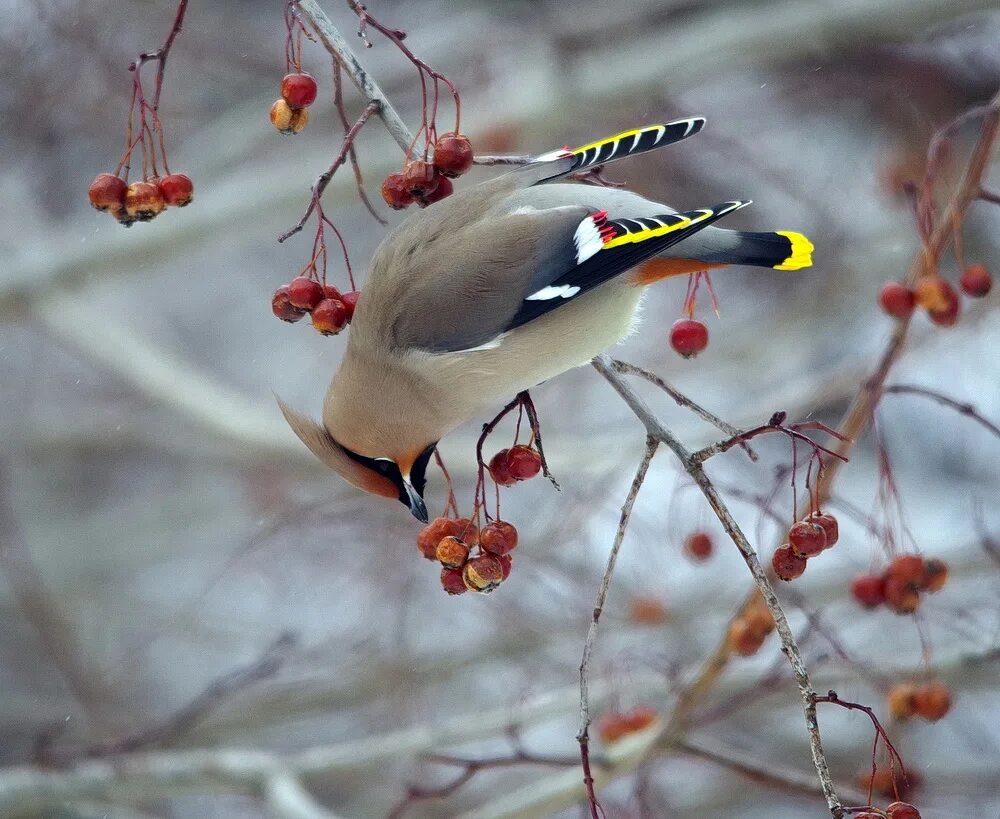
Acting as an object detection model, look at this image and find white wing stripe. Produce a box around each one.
[526,285,581,301]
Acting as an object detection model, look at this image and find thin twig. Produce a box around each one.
[883,383,1000,440]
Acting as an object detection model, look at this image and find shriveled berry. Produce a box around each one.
[772,544,807,581]
[496,553,513,580]
[433,132,474,177]
[788,521,827,558]
[88,173,128,212]
[417,517,462,560]
[727,618,766,656]
[886,801,921,819]
[270,98,309,134]
[912,682,951,721]
[463,554,504,593]
[402,160,439,197]
[436,535,470,568]
[440,567,468,595]
[920,558,948,593]
[124,181,165,221]
[488,449,517,486]
[914,276,959,326]
[506,444,541,481]
[887,683,918,719]
[281,72,318,108]
[629,596,669,625]
[158,173,194,207]
[452,516,480,547]
[669,318,709,358]
[850,574,886,608]
[272,286,307,323]
[879,281,916,319]
[808,511,839,548]
[959,264,992,298]
[340,290,360,322]
[419,174,453,206]
[381,172,414,209]
[883,575,921,614]
[111,206,135,227]
[683,531,713,562]
[287,276,325,310]
[480,520,518,555]
[887,554,925,586]
[312,298,348,335]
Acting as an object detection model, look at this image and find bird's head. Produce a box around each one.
[277,397,435,522]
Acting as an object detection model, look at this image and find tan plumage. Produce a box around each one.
[280,120,814,520]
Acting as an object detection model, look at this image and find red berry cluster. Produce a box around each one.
[771,511,839,580]
[850,555,947,614]
[595,706,658,744]
[887,681,952,722]
[381,132,473,209]
[88,172,194,227]
[727,595,776,656]
[270,72,318,135]
[669,318,709,358]
[682,530,713,562]
[853,803,922,819]
[417,516,517,595]
[878,264,992,324]
[487,444,542,486]
[271,276,360,335]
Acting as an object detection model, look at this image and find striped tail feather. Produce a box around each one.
[691,229,814,270]
[526,118,706,184]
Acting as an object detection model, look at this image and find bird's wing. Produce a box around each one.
[389,199,751,354]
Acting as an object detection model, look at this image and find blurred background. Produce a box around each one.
[1,1,999,816]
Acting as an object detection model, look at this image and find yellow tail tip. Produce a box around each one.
[773,231,814,270]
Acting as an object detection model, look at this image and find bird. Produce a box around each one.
[278,118,813,522]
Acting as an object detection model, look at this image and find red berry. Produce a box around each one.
[281,72,318,108]
[920,558,948,593]
[417,517,463,560]
[727,618,765,656]
[912,682,951,721]
[158,173,194,207]
[629,596,669,625]
[887,554,925,586]
[886,801,921,819]
[506,444,542,481]
[440,567,467,595]
[496,553,513,581]
[88,173,128,212]
[312,298,348,335]
[124,181,165,221]
[287,276,324,310]
[914,276,960,326]
[807,512,839,548]
[683,531,713,562]
[597,707,656,743]
[480,520,518,556]
[270,99,309,134]
[381,172,414,209]
[433,132,474,177]
[402,160,439,197]
[488,449,517,486]
[887,683,918,719]
[669,319,709,358]
[272,286,307,323]
[959,263,992,298]
[323,284,342,301]
[463,555,504,593]
[883,574,921,614]
[788,520,827,558]
[419,174,453,206]
[340,290,360,322]
[850,574,886,608]
[878,281,916,319]
[452,516,480,547]
[436,535,470,568]
[772,544,807,581]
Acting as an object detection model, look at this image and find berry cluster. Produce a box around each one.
[417,516,517,595]
[850,555,948,614]
[887,681,952,722]
[726,594,776,656]
[88,172,194,227]
[853,803,922,819]
[270,72,318,135]
[595,705,657,744]
[771,511,840,581]
[271,277,359,335]
[487,444,543,486]
[879,264,992,324]
[682,530,713,562]
[381,132,474,210]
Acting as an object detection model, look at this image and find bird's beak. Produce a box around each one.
[403,478,428,523]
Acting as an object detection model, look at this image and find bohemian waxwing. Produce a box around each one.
[279,118,813,521]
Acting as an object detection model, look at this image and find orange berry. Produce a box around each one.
[506,445,541,481]
[124,181,165,221]
[417,517,462,560]
[88,173,127,212]
[683,531,713,562]
[788,520,826,557]
[920,558,948,593]
[270,98,309,134]
[433,132,474,177]
[480,520,518,555]
[452,517,480,547]
[887,683,918,719]
[311,298,348,335]
[959,264,992,298]
[488,449,517,486]
[743,596,775,638]
[436,535,470,568]
[912,682,951,722]
[772,544,807,581]
[879,281,916,319]
[287,276,324,310]
[629,596,669,625]
[883,575,921,614]
[462,555,504,593]
[727,618,766,656]
[886,801,921,819]
[496,553,513,581]
[596,707,656,743]
[914,276,960,326]
[381,172,414,209]
[807,511,839,548]
[402,160,439,197]
[340,290,360,322]
[418,174,453,206]
[850,574,886,608]
[887,555,925,585]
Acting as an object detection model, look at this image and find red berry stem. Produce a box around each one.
[333,61,386,226]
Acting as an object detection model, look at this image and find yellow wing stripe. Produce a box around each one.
[773,231,814,270]
[602,210,715,250]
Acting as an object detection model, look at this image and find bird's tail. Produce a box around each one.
[523,118,706,185]
[674,228,814,271]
